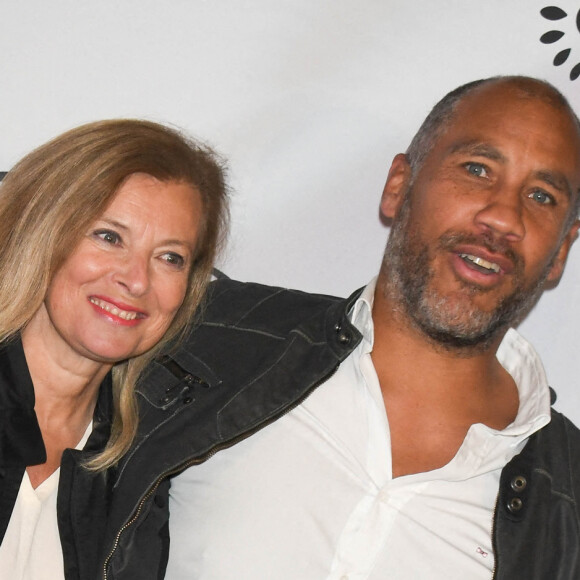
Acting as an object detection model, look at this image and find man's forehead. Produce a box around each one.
[452,80,578,128]
[453,83,535,119]
[441,83,580,152]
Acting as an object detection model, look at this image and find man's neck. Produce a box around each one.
[370,279,519,477]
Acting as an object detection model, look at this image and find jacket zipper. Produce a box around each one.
[102,363,340,579]
[490,492,499,580]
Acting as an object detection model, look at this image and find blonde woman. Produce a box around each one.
[0,120,228,580]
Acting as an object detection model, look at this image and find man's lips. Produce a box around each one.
[453,244,516,276]
[434,231,524,292]
[458,253,500,274]
[89,296,147,321]
[447,240,519,275]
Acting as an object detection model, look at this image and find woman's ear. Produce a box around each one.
[380,153,412,220]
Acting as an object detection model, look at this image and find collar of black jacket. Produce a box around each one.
[0,337,46,467]
[0,337,113,466]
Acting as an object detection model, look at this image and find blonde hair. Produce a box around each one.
[0,119,229,470]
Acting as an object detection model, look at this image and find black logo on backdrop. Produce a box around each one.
[540,5,580,80]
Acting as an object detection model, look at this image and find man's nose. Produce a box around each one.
[473,187,526,242]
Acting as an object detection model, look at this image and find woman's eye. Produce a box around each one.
[161,252,186,268]
[465,163,488,178]
[529,190,554,206]
[94,230,121,245]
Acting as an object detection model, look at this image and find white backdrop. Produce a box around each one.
[2,0,580,420]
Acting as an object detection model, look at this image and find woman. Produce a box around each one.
[0,119,229,580]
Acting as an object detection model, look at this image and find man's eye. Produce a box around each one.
[465,163,488,178]
[94,230,121,244]
[161,252,185,268]
[529,190,554,206]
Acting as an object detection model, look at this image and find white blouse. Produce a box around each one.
[0,422,92,580]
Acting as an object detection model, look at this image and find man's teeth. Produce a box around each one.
[90,297,140,320]
[459,253,501,273]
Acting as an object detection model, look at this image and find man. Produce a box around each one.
[99,76,580,579]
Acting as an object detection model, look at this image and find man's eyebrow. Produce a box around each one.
[448,141,506,162]
[448,142,578,201]
[534,169,574,200]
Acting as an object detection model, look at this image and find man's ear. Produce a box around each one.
[546,219,580,284]
[380,153,412,220]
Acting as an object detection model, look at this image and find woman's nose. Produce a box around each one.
[113,255,150,296]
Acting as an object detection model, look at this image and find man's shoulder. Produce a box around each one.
[540,408,580,450]
[196,277,348,336]
[528,409,580,487]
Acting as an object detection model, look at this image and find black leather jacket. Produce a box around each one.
[81,279,580,579]
[0,338,113,580]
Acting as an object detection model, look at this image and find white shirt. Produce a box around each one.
[0,422,93,580]
[166,281,551,580]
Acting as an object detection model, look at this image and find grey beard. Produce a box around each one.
[380,195,549,351]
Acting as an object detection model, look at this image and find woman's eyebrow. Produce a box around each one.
[97,217,129,231]
[97,217,196,249]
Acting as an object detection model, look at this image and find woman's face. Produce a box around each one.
[26,173,203,366]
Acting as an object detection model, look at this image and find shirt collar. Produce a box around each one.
[349,277,377,348]
[348,279,551,435]
[495,327,551,434]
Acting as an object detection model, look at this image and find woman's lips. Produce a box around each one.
[89,296,147,323]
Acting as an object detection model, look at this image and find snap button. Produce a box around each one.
[334,322,342,332]
[507,497,523,513]
[510,475,527,492]
[159,395,171,404]
[338,332,351,344]
[183,396,193,404]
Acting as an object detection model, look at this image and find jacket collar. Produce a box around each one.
[84,371,113,455]
[0,337,114,467]
[0,337,46,467]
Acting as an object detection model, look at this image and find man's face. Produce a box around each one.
[380,83,580,348]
